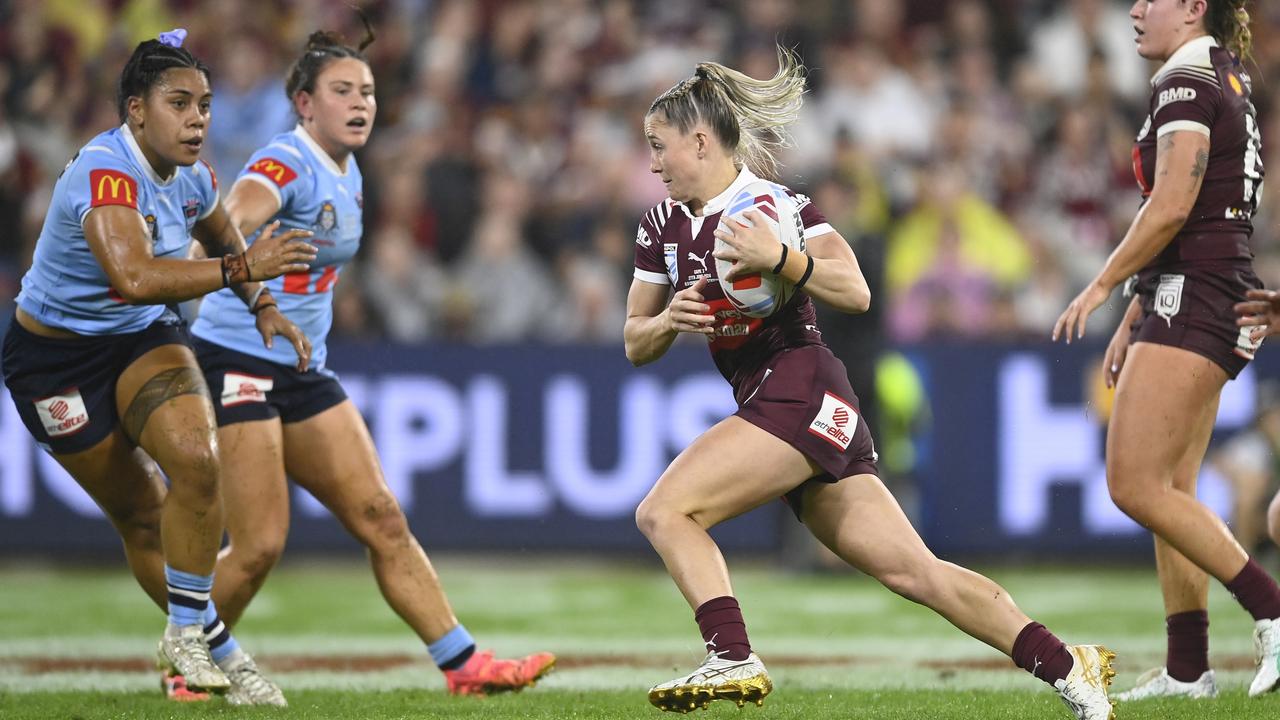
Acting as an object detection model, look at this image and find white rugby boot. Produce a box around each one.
[1114,667,1217,701]
[1249,617,1280,697]
[1053,645,1116,720]
[648,651,771,713]
[219,649,287,706]
[156,624,229,694]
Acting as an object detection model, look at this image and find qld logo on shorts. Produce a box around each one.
[808,391,857,451]
[34,390,89,438]
[221,372,274,407]
[1155,273,1185,327]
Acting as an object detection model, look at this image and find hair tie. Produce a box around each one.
[158,28,188,48]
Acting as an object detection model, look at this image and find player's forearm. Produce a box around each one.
[780,254,869,314]
[1094,200,1188,291]
[113,257,227,304]
[624,311,678,367]
[194,210,266,306]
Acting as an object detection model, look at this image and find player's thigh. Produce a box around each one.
[280,400,392,526]
[115,343,219,469]
[53,429,167,530]
[1170,392,1221,494]
[218,418,289,547]
[642,415,818,529]
[800,473,934,578]
[1107,342,1227,493]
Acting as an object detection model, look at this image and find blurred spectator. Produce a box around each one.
[1,0,1277,347]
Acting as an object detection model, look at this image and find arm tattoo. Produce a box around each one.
[1158,134,1175,177]
[121,366,212,445]
[1191,149,1209,179]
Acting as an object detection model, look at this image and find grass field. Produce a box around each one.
[0,557,1274,718]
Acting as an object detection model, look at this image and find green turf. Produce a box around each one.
[1,559,1277,718]
[0,688,1269,719]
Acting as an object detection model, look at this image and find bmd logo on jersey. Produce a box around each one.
[248,158,297,187]
[808,392,857,451]
[34,390,89,438]
[89,169,138,210]
[1157,86,1197,111]
[221,372,274,407]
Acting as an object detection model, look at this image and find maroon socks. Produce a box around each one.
[1226,557,1280,621]
[1165,610,1209,682]
[1012,622,1074,686]
[695,596,752,661]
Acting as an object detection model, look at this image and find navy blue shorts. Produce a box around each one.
[1,311,191,454]
[192,338,347,426]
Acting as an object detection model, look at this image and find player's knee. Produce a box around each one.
[877,567,931,604]
[228,537,285,583]
[353,492,411,550]
[114,501,163,552]
[1106,479,1151,523]
[635,496,667,539]
[165,439,222,498]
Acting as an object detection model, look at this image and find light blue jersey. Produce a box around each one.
[17,125,218,335]
[191,126,363,369]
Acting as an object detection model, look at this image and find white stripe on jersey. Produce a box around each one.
[267,142,305,162]
[1157,67,1219,87]
[1157,120,1212,138]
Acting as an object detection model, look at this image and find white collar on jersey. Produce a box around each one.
[672,165,759,219]
[119,123,177,186]
[293,124,349,177]
[1150,35,1218,85]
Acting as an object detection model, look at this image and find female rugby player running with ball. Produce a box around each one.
[627,47,1115,720]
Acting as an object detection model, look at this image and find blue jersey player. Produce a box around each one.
[190,22,556,696]
[0,31,316,705]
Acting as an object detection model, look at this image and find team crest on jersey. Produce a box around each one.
[636,226,651,247]
[664,243,678,284]
[144,213,157,241]
[315,201,338,232]
[183,197,200,219]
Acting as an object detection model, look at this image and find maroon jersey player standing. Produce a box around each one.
[1053,0,1280,702]
[627,47,1115,720]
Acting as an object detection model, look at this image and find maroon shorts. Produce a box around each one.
[1129,260,1262,379]
[733,345,879,520]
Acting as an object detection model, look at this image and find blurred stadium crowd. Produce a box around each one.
[2,0,1280,348]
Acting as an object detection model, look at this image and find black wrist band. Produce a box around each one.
[771,244,789,275]
[794,255,815,289]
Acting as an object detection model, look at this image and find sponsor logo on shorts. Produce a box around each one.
[221,372,274,407]
[1236,325,1264,360]
[808,391,857,451]
[34,390,90,438]
[1155,273,1184,327]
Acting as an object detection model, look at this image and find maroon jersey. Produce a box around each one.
[633,168,835,394]
[1132,36,1264,264]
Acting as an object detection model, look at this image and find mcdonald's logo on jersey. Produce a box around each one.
[248,158,297,188]
[89,169,139,210]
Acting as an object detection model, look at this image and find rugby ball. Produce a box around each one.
[714,180,805,318]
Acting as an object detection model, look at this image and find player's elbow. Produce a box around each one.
[111,272,152,304]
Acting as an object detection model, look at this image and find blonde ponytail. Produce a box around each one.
[1207,0,1253,63]
[647,46,806,180]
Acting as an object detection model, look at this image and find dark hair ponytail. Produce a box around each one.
[116,39,211,122]
[284,9,376,111]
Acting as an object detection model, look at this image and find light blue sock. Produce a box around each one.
[165,565,213,628]
[428,624,476,670]
[202,601,241,663]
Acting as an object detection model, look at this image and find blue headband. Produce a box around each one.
[158,28,187,48]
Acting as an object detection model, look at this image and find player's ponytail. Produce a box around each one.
[1207,0,1253,64]
[284,7,376,113]
[117,30,210,123]
[648,46,806,180]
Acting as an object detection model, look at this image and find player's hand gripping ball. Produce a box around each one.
[713,180,805,318]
